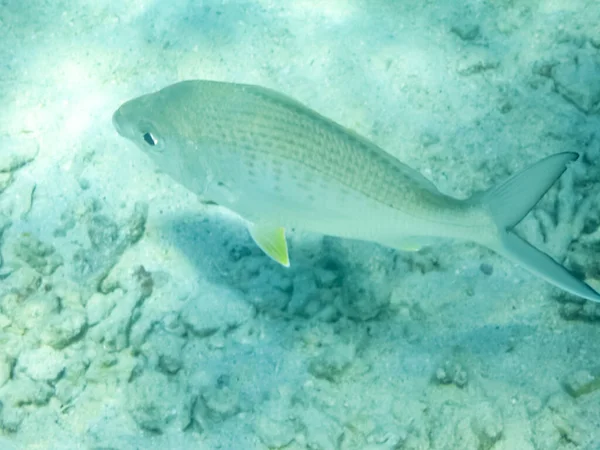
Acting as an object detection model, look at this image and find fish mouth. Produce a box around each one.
[112,108,125,136]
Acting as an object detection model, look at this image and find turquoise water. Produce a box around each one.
[1,1,600,448]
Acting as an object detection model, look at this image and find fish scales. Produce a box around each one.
[113,80,600,302]
[174,82,463,220]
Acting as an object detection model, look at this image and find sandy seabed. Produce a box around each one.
[1,0,600,449]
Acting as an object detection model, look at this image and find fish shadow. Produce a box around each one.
[161,211,398,319]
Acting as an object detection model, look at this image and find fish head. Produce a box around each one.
[112,83,213,195]
[112,90,177,162]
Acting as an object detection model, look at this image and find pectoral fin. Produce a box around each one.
[249,224,290,267]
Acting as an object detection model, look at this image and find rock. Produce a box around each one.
[122,202,148,245]
[0,314,11,331]
[13,233,63,275]
[126,371,191,433]
[551,50,600,113]
[0,355,12,388]
[457,52,500,76]
[0,134,38,173]
[16,347,65,381]
[237,256,293,312]
[420,131,441,148]
[142,328,185,375]
[55,357,89,405]
[308,343,356,382]
[563,368,600,397]
[87,214,120,251]
[0,173,13,193]
[86,291,117,326]
[40,309,87,349]
[200,385,240,421]
[255,415,297,448]
[559,300,600,321]
[181,284,254,337]
[12,292,60,332]
[470,403,503,449]
[434,360,469,388]
[85,351,136,385]
[1,266,41,301]
[0,213,11,235]
[0,406,25,432]
[0,377,53,406]
[336,269,391,321]
[89,267,153,352]
[71,203,148,289]
[451,22,480,41]
[286,270,321,317]
[429,403,479,449]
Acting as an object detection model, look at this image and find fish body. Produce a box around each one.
[113,80,600,302]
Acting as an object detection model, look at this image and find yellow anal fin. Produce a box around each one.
[248,224,290,267]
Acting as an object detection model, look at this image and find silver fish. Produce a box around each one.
[113,80,600,302]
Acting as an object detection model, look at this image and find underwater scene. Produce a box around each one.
[1,0,600,448]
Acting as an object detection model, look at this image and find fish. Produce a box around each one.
[112,80,600,303]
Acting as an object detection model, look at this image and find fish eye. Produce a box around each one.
[143,132,157,146]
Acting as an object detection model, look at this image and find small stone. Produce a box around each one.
[144,328,185,375]
[336,269,391,320]
[126,371,191,433]
[451,23,480,41]
[16,347,65,381]
[86,292,117,326]
[470,403,503,448]
[13,293,60,331]
[89,269,152,352]
[479,263,493,276]
[420,131,440,147]
[85,352,135,384]
[40,309,87,349]
[123,202,148,245]
[0,173,13,193]
[563,369,600,397]
[0,355,13,388]
[287,271,320,316]
[13,234,63,275]
[457,53,500,76]
[434,360,468,388]
[255,416,296,448]
[200,385,241,421]
[0,406,25,432]
[78,178,90,190]
[308,343,356,382]
[551,50,600,113]
[314,268,339,287]
[559,302,583,320]
[55,378,85,406]
[87,214,119,251]
[182,284,255,337]
[0,314,12,330]
[0,135,38,173]
[1,377,53,406]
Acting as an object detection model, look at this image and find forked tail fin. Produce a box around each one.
[479,152,600,302]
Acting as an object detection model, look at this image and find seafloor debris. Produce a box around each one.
[126,371,191,433]
[13,233,63,275]
[563,368,600,398]
[434,360,469,388]
[181,283,255,338]
[0,134,38,195]
[551,48,600,113]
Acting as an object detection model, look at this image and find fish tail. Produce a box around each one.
[477,151,600,302]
